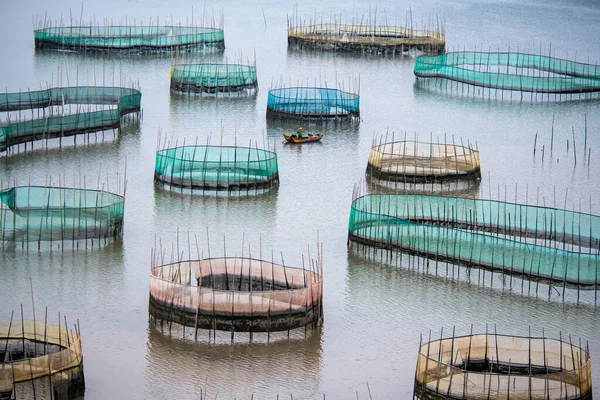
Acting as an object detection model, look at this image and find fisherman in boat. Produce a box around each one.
[297,127,303,139]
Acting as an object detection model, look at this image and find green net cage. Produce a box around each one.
[154,145,279,193]
[348,194,600,293]
[170,63,258,95]
[0,86,141,152]
[414,51,600,94]
[266,87,360,123]
[0,185,125,246]
[34,26,225,54]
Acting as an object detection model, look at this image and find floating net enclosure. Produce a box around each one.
[366,134,480,184]
[170,62,258,95]
[414,51,600,101]
[0,313,85,400]
[0,86,141,153]
[267,86,360,123]
[149,241,324,339]
[348,192,600,303]
[154,141,279,194]
[288,13,445,55]
[0,183,125,249]
[34,15,225,54]
[414,329,593,399]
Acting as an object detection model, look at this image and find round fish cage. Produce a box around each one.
[414,52,600,98]
[34,26,225,54]
[287,20,445,55]
[266,87,360,124]
[149,255,324,336]
[366,139,481,183]
[154,145,279,193]
[347,193,600,302]
[0,318,85,400]
[414,331,593,399]
[0,185,125,247]
[0,86,141,153]
[170,63,258,95]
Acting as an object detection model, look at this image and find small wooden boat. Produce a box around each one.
[283,133,324,144]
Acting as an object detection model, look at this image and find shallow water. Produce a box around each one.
[1,0,600,398]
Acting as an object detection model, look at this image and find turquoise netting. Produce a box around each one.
[414,52,600,93]
[0,86,141,151]
[34,26,225,53]
[0,186,125,243]
[155,145,279,191]
[267,87,360,118]
[348,194,600,287]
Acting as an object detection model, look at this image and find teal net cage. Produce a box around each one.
[0,86,141,152]
[0,185,125,247]
[414,51,600,98]
[266,87,360,123]
[170,63,258,95]
[34,26,225,54]
[348,193,600,302]
[154,144,279,193]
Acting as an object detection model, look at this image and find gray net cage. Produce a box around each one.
[149,242,324,338]
[287,12,445,55]
[0,315,85,400]
[414,330,592,399]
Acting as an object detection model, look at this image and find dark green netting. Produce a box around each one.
[267,87,360,119]
[34,26,225,53]
[0,86,141,151]
[414,52,600,94]
[170,63,257,93]
[348,194,600,287]
[155,145,279,191]
[0,186,125,243]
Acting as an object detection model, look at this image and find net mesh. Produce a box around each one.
[0,320,84,391]
[0,186,125,243]
[348,194,600,287]
[170,63,257,92]
[34,26,225,53]
[287,22,445,55]
[267,87,360,119]
[414,51,600,94]
[367,140,480,180]
[0,86,141,150]
[154,145,279,191]
[149,257,323,331]
[415,333,593,399]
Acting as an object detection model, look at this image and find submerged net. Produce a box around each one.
[0,185,125,244]
[0,86,141,151]
[415,332,592,399]
[0,319,84,399]
[170,63,258,94]
[348,194,600,288]
[34,26,225,53]
[367,140,480,182]
[414,51,600,94]
[267,87,360,121]
[154,145,279,192]
[149,257,324,332]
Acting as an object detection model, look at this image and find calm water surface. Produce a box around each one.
[1,0,600,398]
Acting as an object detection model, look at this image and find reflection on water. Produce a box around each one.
[145,322,323,399]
